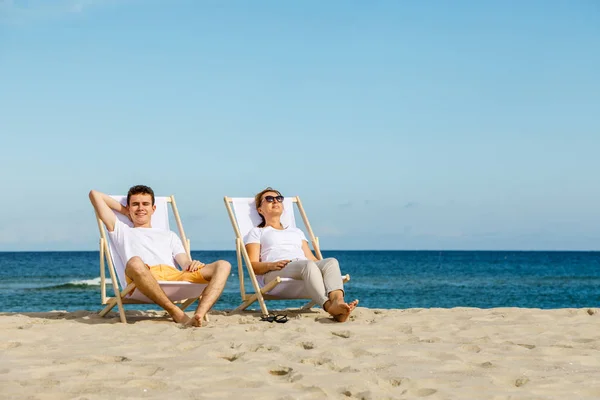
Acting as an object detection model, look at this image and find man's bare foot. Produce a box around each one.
[184,314,204,327]
[172,310,191,325]
[348,299,359,311]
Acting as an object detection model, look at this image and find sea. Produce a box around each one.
[1,251,599,313]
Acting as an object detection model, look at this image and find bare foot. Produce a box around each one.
[172,310,191,325]
[348,299,359,311]
[325,299,351,322]
[184,314,204,327]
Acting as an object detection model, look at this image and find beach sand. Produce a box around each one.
[1,307,599,399]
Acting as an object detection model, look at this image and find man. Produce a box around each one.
[89,185,231,327]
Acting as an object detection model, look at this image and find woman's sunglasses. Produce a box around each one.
[262,195,284,204]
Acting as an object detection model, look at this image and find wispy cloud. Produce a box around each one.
[403,201,418,209]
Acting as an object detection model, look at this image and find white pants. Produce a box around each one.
[263,258,344,306]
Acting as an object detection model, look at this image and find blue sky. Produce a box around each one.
[1,0,599,251]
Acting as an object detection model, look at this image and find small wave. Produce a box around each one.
[67,277,110,286]
[25,277,112,291]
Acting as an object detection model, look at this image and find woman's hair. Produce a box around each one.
[254,187,282,228]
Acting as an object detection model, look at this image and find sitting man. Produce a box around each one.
[89,185,231,327]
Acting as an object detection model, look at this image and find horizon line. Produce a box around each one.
[1,249,600,253]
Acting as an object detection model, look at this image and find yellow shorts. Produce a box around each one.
[127,264,209,285]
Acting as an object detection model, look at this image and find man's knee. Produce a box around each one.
[125,256,147,277]
[216,260,231,274]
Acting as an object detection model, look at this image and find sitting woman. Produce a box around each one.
[244,187,359,322]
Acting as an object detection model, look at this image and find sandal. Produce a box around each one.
[260,314,288,323]
[274,314,288,323]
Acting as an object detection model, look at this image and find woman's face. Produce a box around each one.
[258,191,284,218]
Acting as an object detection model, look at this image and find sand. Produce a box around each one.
[1,307,600,399]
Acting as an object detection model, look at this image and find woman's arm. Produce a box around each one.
[301,241,319,261]
[246,243,289,275]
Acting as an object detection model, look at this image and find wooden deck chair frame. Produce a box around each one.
[95,195,204,323]
[224,196,349,316]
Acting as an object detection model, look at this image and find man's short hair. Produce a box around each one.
[127,185,155,206]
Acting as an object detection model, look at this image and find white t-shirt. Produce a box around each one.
[244,226,308,263]
[108,219,186,268]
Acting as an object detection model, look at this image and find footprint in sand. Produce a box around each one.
[269,366,292,376]
[249,344,279,352]
[415,388,437,397]
[332,330,351,339]
[221,352,245,362]
[389,377,410,387]
[300,341,314,350]
[515,377,530,387]
[517,343,536,349]
[459,344,481,353]
[338,366,360,373]
[419,337,441,343]
[300,357,331,367]
[341,389,373,398]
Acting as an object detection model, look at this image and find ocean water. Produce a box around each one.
[1,251,599,313]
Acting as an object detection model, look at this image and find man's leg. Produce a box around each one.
[186,260,231,327]
[125,257,190,324]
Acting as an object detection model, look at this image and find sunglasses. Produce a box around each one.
[262,195,284,204]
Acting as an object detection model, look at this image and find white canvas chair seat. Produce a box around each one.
[224,196,350,315]
[127,281,205,303]
[255,275,308,299]
[95,195,207,323]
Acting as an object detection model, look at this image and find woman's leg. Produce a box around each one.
[315,258,359,322]
[315,258,344,295]
[263,260,328,306]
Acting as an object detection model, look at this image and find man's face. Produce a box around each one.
[128,193,155,227]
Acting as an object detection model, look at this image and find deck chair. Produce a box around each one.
[94,195,208,323]
[224,196,350,316]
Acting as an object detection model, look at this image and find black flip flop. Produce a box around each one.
[274,314,288,323]
[260,314,288,323]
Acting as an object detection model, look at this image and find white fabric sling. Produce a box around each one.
[230,197,315,298]
[106,196,207,303]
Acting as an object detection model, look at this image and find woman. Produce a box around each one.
[244,187,358,322]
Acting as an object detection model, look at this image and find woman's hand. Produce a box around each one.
[187,260,205,272]
[270,260,290,271]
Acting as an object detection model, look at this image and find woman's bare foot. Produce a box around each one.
[325,299,352,322]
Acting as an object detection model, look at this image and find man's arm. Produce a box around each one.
[89,190,128,232]
[174,253,204,272]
